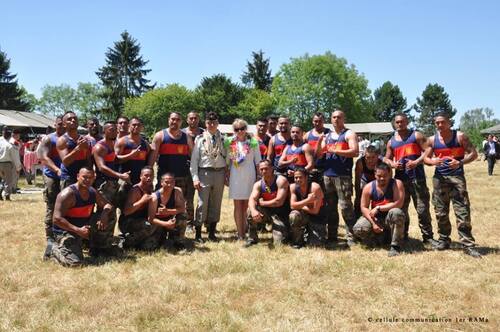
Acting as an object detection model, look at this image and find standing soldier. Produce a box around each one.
[278,125,314,182]
[424,112,481,258]
[116,116,130,140]
[92,121,131,254]
[245,159,290,247]
[190,112,227,242]
[384,113,437,246]
[266,115,279,137]
[317,109,358,245]
[267,116,292,175]
[304,112,331,184]
[57,111,92,189]
[255,118,270,161]
[353,162,406,256]
[85,118,102,149]
[38,116,66,259]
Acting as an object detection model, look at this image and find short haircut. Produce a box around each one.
[161,172,175,180]
[206,112,219,121]
[87,117,99,124]
[291,125,303,131]
[187,111,199,117]
[169,112,182,118]
[257,117,268,124]
[313,112,325,119]
[267,114,279,121]
[375,162,391,173]
[434,112,450,120]
[12,128,21,134]
[365,145,378,155]
[63,111,76,118]
[294,167,308,177]
[2,128,12,140]
[259,159,273,167]
[79,166,95,173]
[103,120,116,126]
[393,113,408,120]
[55,115,63,121]
[130,117,143,124]
[116,115,129,122]
[141,166,154,174]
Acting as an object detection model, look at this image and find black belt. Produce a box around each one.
[200,167,225,171]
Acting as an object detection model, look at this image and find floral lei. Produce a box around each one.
[224,135,258,168]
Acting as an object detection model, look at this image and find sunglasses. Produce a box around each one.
[234,127,247,132]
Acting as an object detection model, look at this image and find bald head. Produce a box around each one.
[331,109,346,129]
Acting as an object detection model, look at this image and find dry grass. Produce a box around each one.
[0,160,499,331]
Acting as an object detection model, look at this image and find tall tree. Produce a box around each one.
[0,48,29,111]
[37,84,77,116]
[414,83,457,136]
[96,31,155,119]
[459,107,500,148]
[195,74,245,123]
[230,89,276,123]
[372,81,409,122]
[272,52,372,127]
[241,50,273,92]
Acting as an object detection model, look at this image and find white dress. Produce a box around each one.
[227,139,261,200]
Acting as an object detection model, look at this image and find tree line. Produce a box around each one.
[1,31,498,145]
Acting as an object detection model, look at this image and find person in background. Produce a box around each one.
[85,118,102,149]
[266,114,279,137]
[116,116,130,139]
[225,118,261,240]
[0,128,22,201]
[483,134,499,176]
[255,118,270,161]
[267,116,292,175]
[303,112,330,184]
[354,145,383,219]
[358,135,371,157]
[9,128,22,193]
[24,135,40,185]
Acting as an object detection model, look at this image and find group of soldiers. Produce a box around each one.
[38,108,481,267]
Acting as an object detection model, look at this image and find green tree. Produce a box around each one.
[195,74,245,123]
[96,31,155,119]
[75,82,106,121]
[459,108,500,148]
[414,83,457,136]
[241,50,273,92]
[271,52,372,128]
[372,81,409,122]
[230,89,276,123]
[37,84,77,116]
[0,48,29,111]
[124,84,201,137]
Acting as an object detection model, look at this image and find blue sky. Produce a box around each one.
[2,0,500,119]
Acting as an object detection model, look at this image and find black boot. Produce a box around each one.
[194,226,204,243]
[208,223,218,242]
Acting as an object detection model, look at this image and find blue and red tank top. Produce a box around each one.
[257,135,270,161]
[390,130,425,180]
[53,185,96,233]
[284,143,307,169]
[158,130,189,177]
[120,136,149,185]
[127,185,149,219]
[260,176,278,201]
[154,189,176,221]
[370,178,395,218]
[272,134,292,170]
[323,129,353,177]
[94,139,117,181]
[433,130,465,176]
[305,128,330,169]
[60,133,90,181]
[294,182,326,222]
[43,132,62,179]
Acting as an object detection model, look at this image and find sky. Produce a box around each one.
[2,0,500,120]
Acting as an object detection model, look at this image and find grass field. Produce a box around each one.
[0,160,499,331]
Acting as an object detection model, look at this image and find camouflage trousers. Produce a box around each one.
[354,178,370,219]
[247,206,290,244]
[432,175,475,247]
[158,213,188,244]
[93,178,119,249]
[401,178,434,240]
[353,208,405,247]
[119,216,164,250]
[174,176,195,225]
[323,176,356,241]
[289,210,327,246]
[42,174,60,240]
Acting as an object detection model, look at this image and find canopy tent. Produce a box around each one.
[480,124,500,135]
[0,109,55,129]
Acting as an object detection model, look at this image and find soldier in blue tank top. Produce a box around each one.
[425,113,480,258]
[354,145,383,219]
[384,113,436,245]
[267,116,292,174]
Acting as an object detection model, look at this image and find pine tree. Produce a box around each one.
[241,50,273,92]
[0,48,29,111]
[414,83,457,135]
[96,31,155,118]
[372,81,410,122]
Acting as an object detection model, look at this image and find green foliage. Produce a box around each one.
[459,108,500,148]
[195,74,245,123]
[229,89,276,123]
[241,50,273,92]
[372,81,410,122]
[124,84,201,137]
[414,83,457,136]
[272,52,373,128]
[75,82,106,121]
[0,48,29,111]
[96,31,155,119]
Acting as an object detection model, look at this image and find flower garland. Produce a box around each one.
[224,135,258,168]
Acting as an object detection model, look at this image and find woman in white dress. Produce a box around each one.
[225,119,261,240]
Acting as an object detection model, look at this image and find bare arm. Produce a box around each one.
[267,136,275,161]
[278,146,295,167]
[57,135,89,166]
[383,140,398,168]
[290,183,317,210]
[303,144,314,172]
[459,132,478,165]
[248,182,262,221]
[93,144,129,181]
[95,190,113,230]
[334,130,359,158]
[354,159,363,197]
[147,131,162,166]
[302,183,323,215]
[123,187,151,216]
[53,189,90,239]
[259,176,289,208]
[377,180,405,212]
[38,135,60,175]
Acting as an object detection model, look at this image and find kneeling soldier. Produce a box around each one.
[51,167,114,267]
[353,163,405,256]
[289,168,327,247]
[148,172,188,250]
[246,159,290,247]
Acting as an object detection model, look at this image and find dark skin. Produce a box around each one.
[303,114,327,141]
[267,117,291,161]
[248,162,289,223]
[278,127,314,174]
[115,119,150,163]
[148,113,194,166]
[289,172,323,215]
[123,168,154,216]
[52,169,113,239]
[185,112,203,136]
[148,175,186,230]
[354,150,380,197]
[56,113,91,167]
[424,116,478,168]
[360,169,404,233]
[256,120,269,141]
[384,115,429,171]
[93,123,131,183]
[38,118,65,176]
[316,110,359,158]
[117,117,130,139]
